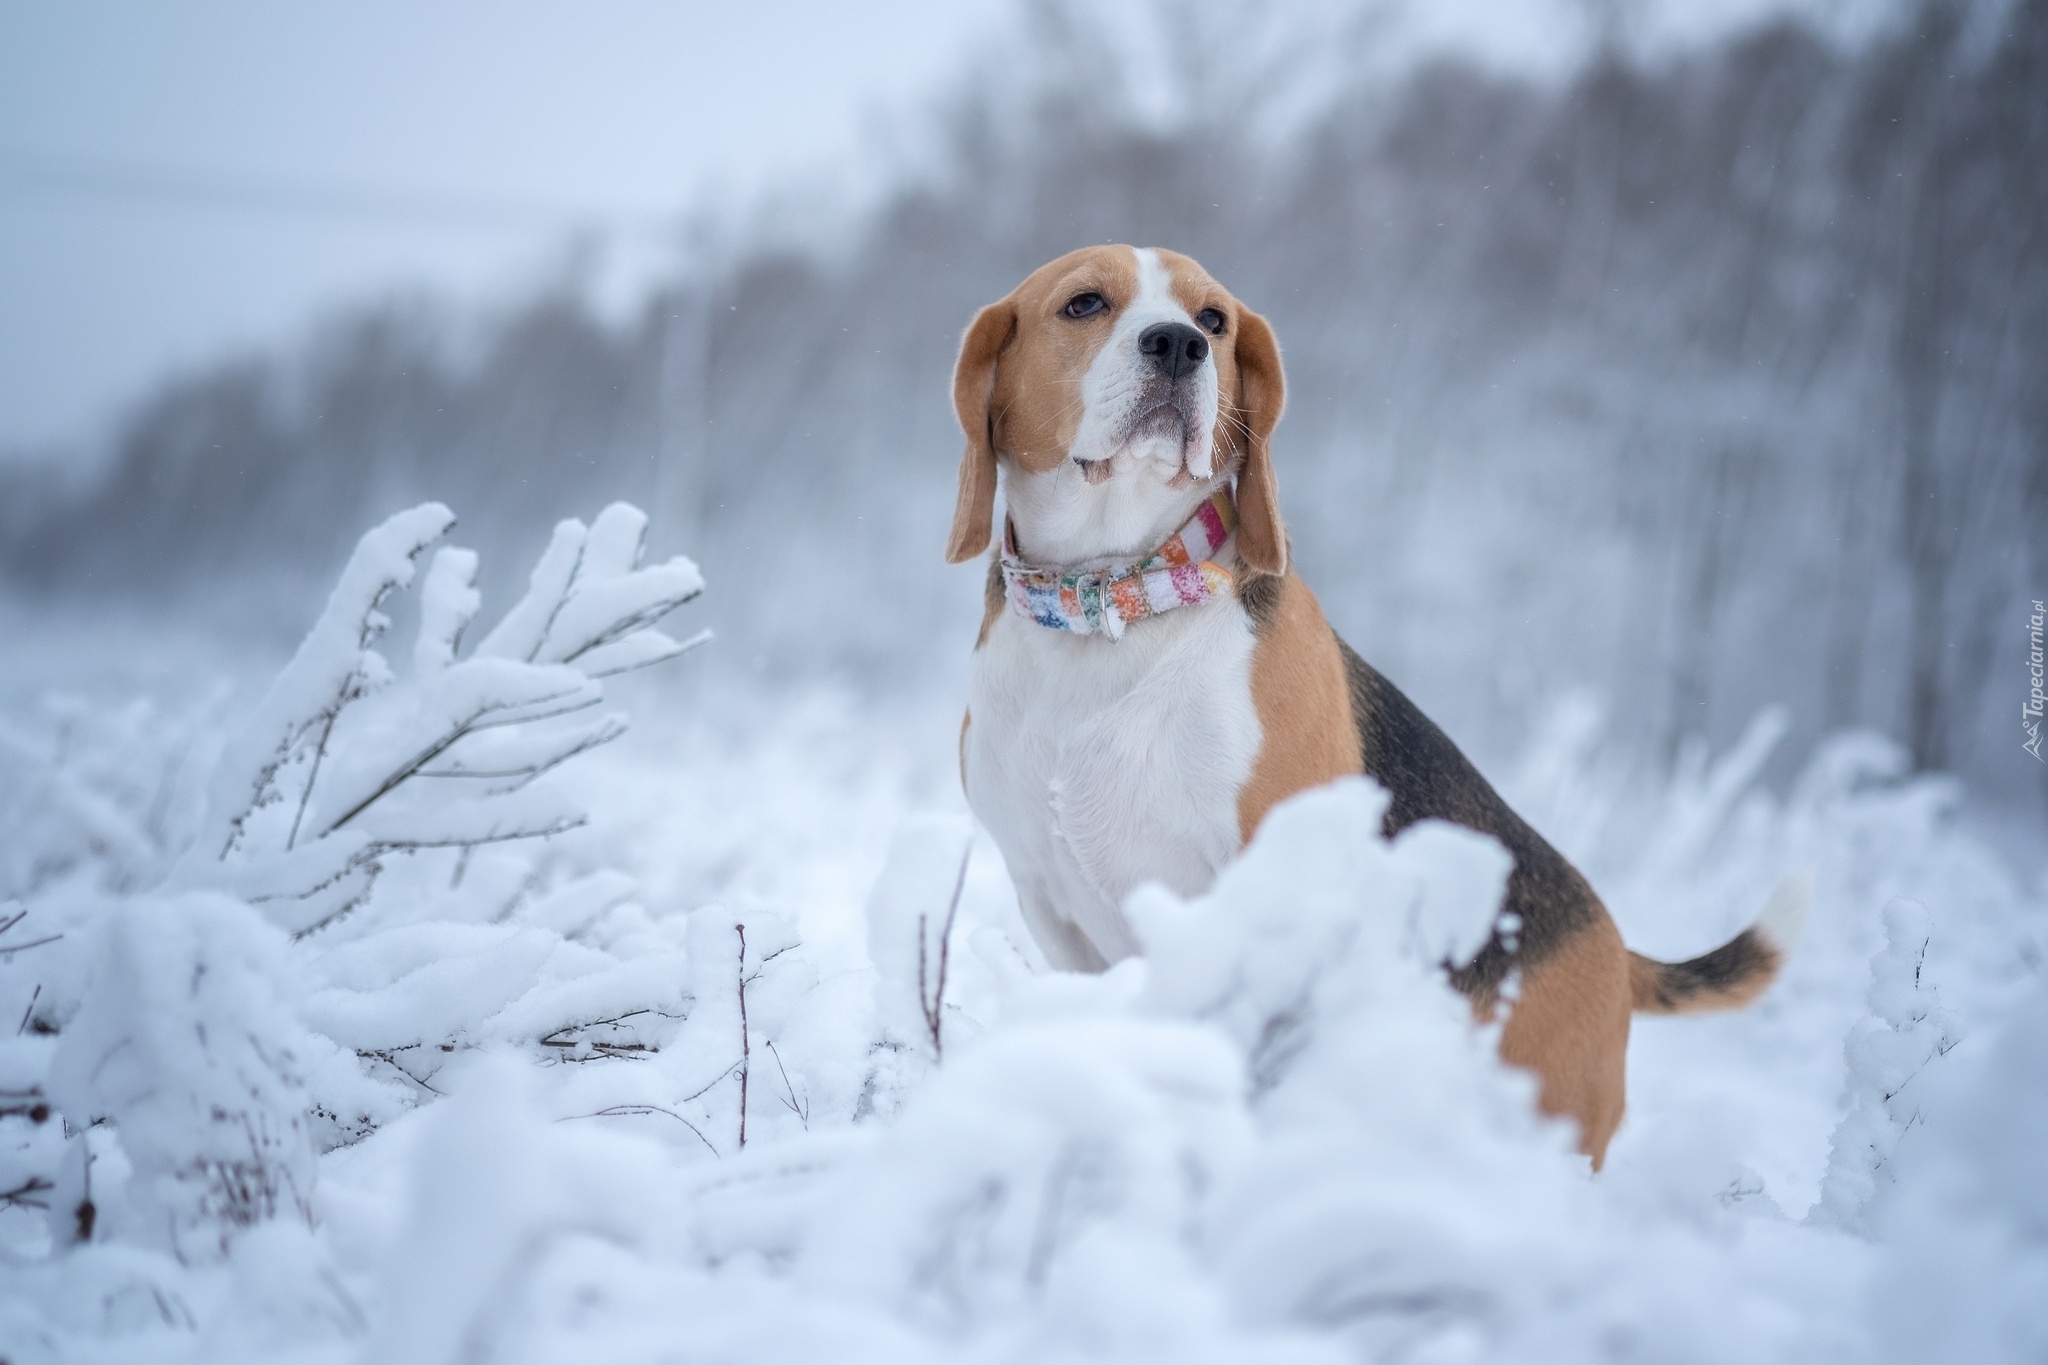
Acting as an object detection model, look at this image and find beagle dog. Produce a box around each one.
[949,245,1798,1168]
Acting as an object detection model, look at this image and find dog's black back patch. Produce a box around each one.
[1337,639,1599,997]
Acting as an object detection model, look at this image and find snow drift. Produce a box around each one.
[0,500,2043,1364]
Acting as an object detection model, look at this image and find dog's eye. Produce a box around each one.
[1062,292,1107,319]
[1195,307,1226,335]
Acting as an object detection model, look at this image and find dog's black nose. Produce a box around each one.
[1138,321,1209,380]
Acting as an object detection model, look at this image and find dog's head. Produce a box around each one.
[946,245,1287,575]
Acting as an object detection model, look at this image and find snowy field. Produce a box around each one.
[1,503,2044,1364]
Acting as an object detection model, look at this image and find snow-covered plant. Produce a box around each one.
[665,906,811,1153]
[0,1021,62,1238]
[0,499,710,1273]
[46,893,318,1263]
[167,501,705,935]
[1815,896,1964,1231]
[0,695,218,900]
[798,784,1601,1358]
[866,815,974,1067]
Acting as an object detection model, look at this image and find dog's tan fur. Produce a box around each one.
[1236,573,1362,843]
[1496,914,1634,1162]
[951,246,1789,1169]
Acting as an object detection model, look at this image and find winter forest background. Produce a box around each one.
[7,0,2046,820]
[2,2,2045,1363]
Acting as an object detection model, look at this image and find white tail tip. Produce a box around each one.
[1757,868,1814,953]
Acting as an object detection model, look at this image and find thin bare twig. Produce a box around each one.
[766,1038,808,1129]
[219,631,385,860]
[736,923,750,1149]
[373,817,588,851]
[0,1175,53,1210]
[537,1040,656,1061]
[916,842,972,1062]
[217,716,314,860]
[0,934,62,958]
[540,1008,656,1035]
[0,910,61,959]
[415,719,624,783]
[561,609,664,662]
[681,1060,741,1105]
[356,1047,443,1096]
[273,816,581,943]
[285,708,338,852]
[538,1008,674,1061]
[559,1105,718,1159]
[0,1087,51,1123]
[581,627,713,679]
[527,540,588,663]
[16,983,41,1036]
[458,695,604,734]
[319,684,593,838]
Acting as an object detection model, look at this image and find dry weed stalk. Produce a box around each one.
[916,845,971,1062]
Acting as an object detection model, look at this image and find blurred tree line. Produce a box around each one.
[4,0,2042,808]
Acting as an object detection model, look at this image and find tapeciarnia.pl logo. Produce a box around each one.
[2027,598,2045,762]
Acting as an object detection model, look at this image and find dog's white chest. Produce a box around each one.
[965,598,1262,969]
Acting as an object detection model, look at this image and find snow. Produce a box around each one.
[472,505,706,675]
[1871,978,2048,1361]
[47,892,318,1262]
[1,503,2044,1364]
[1814,897,1964,1232]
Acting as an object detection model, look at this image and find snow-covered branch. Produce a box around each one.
[167,501,706,935]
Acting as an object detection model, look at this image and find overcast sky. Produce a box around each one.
[0,0,1901,458]
[0,0,1022,455]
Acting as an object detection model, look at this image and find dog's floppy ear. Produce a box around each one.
[1232,307,1288,576]
[946,300,1016,564]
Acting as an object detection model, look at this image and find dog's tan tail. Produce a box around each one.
[1629,871,1811,1016]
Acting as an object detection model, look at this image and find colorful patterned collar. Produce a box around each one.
[1001,488,1237,640]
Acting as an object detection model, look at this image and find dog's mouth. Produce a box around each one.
[1076,400,1206,485]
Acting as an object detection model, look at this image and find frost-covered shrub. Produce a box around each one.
[0,499,711,1273]
[168,500,705,934]
[307,742,2022,1365]
[0,695,217,900]
[46,893,318,1262]
[1815,897,1963,1231]
[360,1055,620,1365]
[0,1031,63,1241]
[549,781,1865,1362]
[804,791,1466,1352]
[5,567,2047,1363]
